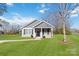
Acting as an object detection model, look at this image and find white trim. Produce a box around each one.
[23,28,32,29]
[35,27,53,28]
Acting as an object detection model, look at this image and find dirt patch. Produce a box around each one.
[58,39,73,45]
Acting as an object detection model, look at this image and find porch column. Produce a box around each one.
[51,28,53,37]
[22,29,24,37]
[40,28,43,38]
[33,28,35,38]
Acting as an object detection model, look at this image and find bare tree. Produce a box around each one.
[9,24,21,34]
[45,11,71,35]
[45,3,79,43]
[0,19,9,33]
[57,3,79,42]
[0,3,7,16]
[45,12,63,34]
[0,3,7,34]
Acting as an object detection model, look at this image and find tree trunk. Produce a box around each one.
[63,20,67,43]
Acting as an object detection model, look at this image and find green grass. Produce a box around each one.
[0,34,32,40]
[0,34,79,56]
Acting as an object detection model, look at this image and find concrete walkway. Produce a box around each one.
[0,39,41,43]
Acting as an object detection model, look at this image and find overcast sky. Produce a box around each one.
[0,3,79,29]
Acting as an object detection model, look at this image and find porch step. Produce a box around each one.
[35,37,41,40]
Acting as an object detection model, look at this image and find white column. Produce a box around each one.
[22,29,24,37]
[51,28,53,37]
[33,28,35,38]
[40,28,43,38]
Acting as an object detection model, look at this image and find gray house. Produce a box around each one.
[21,20,54,38]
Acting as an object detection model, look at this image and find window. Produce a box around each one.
[23,29,32,35]
[29,29,32,35]
[23,29,28,35]
[23,29,26,35]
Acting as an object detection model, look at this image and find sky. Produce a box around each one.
[0,3,79,29]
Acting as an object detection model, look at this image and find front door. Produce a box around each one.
[35,28,41,37]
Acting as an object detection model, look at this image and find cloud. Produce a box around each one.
[39,8,49,14]
[0,13,36,26]
[70,7,79,17]
[70,13,78,17]
[6,3,14,6]
[38,4,49,14]
[7,17,35,25]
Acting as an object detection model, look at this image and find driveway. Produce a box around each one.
[0,39,41,43]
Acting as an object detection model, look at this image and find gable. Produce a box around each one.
[21,20,54,30]
[34,22,53,28]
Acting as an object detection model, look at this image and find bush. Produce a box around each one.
[43,36,45,38]
[31,35,33,38]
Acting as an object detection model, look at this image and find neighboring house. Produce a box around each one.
[21,20,54,38]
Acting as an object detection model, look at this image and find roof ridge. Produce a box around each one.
[22,20,37,28]
[33,20,54,28]
[25,20,37,27]
[33,21,42,28]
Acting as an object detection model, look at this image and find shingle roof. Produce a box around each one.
[24,20,41,28]
[34,22,53,28]
[22,20,54,29]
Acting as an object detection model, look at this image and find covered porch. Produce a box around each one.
[33,28,53,38]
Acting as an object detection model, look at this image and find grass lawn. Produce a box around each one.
[0,34,79,56]
[0,34,31,40]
